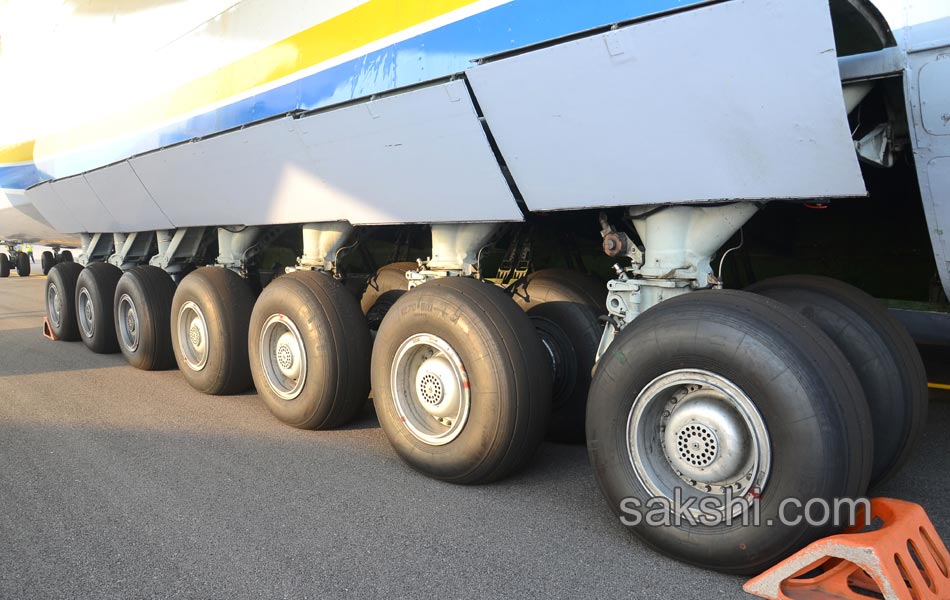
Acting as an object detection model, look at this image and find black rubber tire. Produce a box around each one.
[75,262,122,354]
[587,290,873,575]
[59,250,73,263]
[0,253,9,278]
[747,275,928,487]
[45,262,84,341]
[511,269,605,443]
[113,266,177,370]
[372,277,552,484]
[172,267,256,395]
[41,251,55,275]
[361,261,417,329]
[249,271,371,429]
[16,252,30,277]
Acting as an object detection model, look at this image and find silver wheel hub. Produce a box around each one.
[664,393,752,485]
[47,283,62,327]
[413,356,461,419]
[627,370,771,515]
[259,314,307,400]
[78,288,95,338]
[117,294,140,352]
[177,301,209,371]
[392,334,470,446]
[274,330,302,380]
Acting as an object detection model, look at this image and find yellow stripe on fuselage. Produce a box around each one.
[6,0,483,165]
[0,140,35,165]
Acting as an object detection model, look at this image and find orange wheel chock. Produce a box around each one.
[744,498,950,600]
[42,316,58,341]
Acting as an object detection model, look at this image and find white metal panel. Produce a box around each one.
[927,158,950,275]
[466,0,867,211]
[24,182,85,234]
[84,162,174,231]
[130,116,315,227]
[920,59,950,136]
[50,175,121,233]
[0,189,81,246]
[291,81,521,224]
[131,81,521,226]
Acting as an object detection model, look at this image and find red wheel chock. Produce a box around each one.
[42,316,58,341]
[744,498,950,600]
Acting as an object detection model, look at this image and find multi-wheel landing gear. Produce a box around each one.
[37,204,929,573]
[585,205,927,573]
[0,247,33,278]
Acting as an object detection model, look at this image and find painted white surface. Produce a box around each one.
[0,0,368,149]
[919,59,950,136]
[130,81,521,227]
[870,0,950,50]
[84,163,174,232]
[0,189,80,247]
[49,176,120,233]
[466,0,868,211]
[23,183,84,235]
[927,158,950,275]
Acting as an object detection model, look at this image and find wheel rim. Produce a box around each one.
[117,293,140,352]
[391,333,470,446]
[47,283,63,328]
[177,301,209,371]
[77,287,95,338]
[626,369,771,517]
[259,314,307,400]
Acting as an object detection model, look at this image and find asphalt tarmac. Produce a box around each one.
[1,274,948,599]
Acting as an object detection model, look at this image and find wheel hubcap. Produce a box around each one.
[78,288,95,338]
[627,369,771,516]
[392,334,470,446]
[177,301,209,371]
[117,294,140,352]
[259,314,307,399]
[47,283,62,327]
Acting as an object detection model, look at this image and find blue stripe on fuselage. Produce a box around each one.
[29,0,706,184]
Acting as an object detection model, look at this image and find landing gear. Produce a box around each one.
[59,250,73,263]
[45,262,84,341]
[748,275,928,487]
[0,253,9,278]
[41,251,55,275]
[587,291,873,574]
[76,262,122,353]
[511,269,605,443]
[171,267,256,395]
[114,266,176,370]
[16,251,30,277]
[249,271,371,429]
[371,277,551,484]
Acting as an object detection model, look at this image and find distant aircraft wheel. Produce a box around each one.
[46,262,84,341]
[371,277,551,484]
[249,271,371,429]
[361,261,417,330]
[76,262,122,353]
[172,267,256,394]
[114,266,176,370]
[41,251,55,275]
[587,290,872,574]
[511,269,605,443]
[58,250,74,263]
[0,253,9,278]
[16,252,30,277]
[748,275,928,487]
